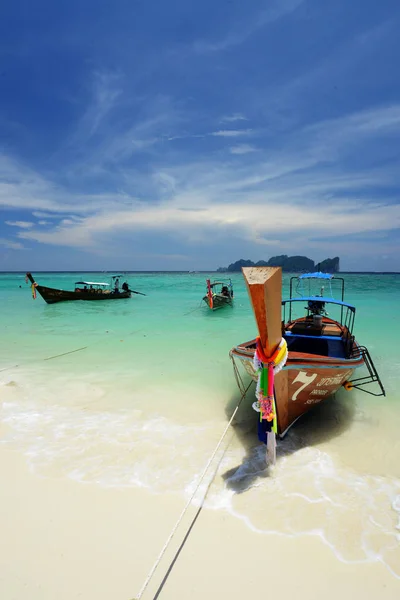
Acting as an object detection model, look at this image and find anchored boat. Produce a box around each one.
[230,267,385,453]
[25,273,145,304]
[203,278,234,310]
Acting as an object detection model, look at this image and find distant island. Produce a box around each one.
[217,255,340,273]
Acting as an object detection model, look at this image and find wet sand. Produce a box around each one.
[2,446,399,600]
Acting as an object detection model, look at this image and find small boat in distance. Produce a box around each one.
[25,272,145,304]
[203,278,234,310]
[230,268,385,455]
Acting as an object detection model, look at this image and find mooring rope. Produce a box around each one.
[0,327,148,373]
[133,370,253,600]
[230,352,255,398]
[0,345,89,372]
[0,364,19,373]
[43,346,88,361]
[150,443,229,600]
[182,299,207,316]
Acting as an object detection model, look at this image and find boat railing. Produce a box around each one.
[282,297,355,333]
[342,305,356,356]
[348,346,386,396]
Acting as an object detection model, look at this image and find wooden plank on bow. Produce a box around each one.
[242,266,282,358]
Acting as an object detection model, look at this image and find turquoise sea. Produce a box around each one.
[1,271,400,577]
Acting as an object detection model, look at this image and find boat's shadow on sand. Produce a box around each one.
[222,384,356,493]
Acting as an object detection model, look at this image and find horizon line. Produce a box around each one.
[1,270,399,275]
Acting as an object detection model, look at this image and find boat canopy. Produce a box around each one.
[291,273,344,305]
[299,272,334,280]
[74,281,109,286]
[282,296,355,311]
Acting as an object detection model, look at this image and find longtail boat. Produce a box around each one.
[203,278,234,310]
[230,268,385,457]
[25,273,145,304]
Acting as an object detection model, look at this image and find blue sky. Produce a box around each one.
[1,0,399,271]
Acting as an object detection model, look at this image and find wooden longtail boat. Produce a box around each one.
[203,278,234,310]
[230,268,385,446]
[25,272,143,304]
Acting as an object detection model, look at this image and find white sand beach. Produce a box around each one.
[2,443,400,600]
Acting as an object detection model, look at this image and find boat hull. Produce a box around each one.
[230,340,364,436]
[203,294,233,310]
[35,284,131,304]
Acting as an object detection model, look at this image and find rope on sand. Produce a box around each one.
[0,346,89,372]
[43,346,88,360]
[0,327,146,373]
[133,370,253,600]
[0,364,19,373]
[150,446,227,600]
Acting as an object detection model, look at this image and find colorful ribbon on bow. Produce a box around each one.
[253,337,288,434]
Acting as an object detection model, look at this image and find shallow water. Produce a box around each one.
[1,271,399,578]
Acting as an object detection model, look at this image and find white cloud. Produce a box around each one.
[5,220,34,228]
[0,237,25,250]
[306,104,400,140]
[67,70,122,146]
[3,104,400,260]
[17,189,400,250]
[0,153,132,214]
[229,144,257,155]
[193,0,304,53]
[32,211,59,219]
[211,129,253,137]
[80,97,184,167]
[221,114,248,123]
